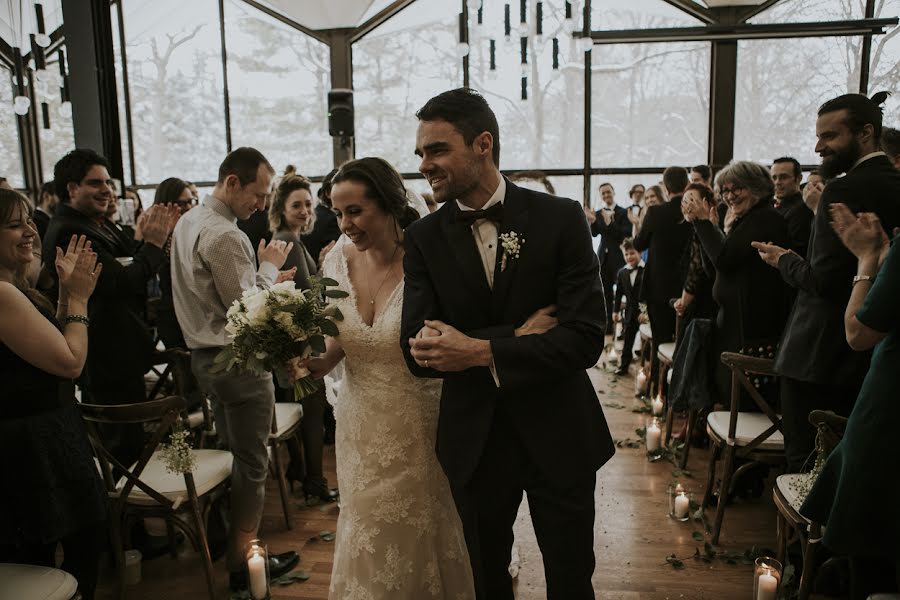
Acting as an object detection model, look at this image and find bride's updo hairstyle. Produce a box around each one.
[332,157,420,230]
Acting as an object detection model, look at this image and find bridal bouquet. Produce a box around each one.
[212,277,348,400]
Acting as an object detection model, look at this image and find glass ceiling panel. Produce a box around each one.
[0,0,63,49]
[591,0,704,30]
[748,0,864,24]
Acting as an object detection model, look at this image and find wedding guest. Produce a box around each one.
[683,162,791,405]
[268,168,335,503]
[771,157,814,257]
[803,170,825,215]
[753,92,900,472]
[170,147,299,591]
[690,164,711,186]
[801,204,900,600]
[628,183,645,207]
[0,177,11,190]
[0,189,106,600]
[152,177,194,349]
[302,168,341,265]
[634,167,692,346]
[33,181,58,239]
[585,182,631,334]
[43,149,177,464]
[882,126,899,168]
[674,183,717,327]
[612,238,644,375]
[628,184,665,238]
[508,170,556,195]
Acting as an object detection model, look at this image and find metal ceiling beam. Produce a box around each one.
[352,0,418,43]
[0,36,14,70]
[238,0,328,43]
[582,17,897,44]
[661,0,716,25]
[736,0,783,24]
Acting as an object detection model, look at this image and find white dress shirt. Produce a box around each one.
[170,195,278,349]
[456,177,506,385]
[456,176,506,289]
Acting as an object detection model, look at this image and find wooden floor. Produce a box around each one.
[96,346,782,599]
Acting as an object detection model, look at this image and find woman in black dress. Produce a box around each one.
[0,189,107,598]
[152,177,194,349]
[682,161,792,403]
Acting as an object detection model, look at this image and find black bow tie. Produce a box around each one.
[457,202,504,225]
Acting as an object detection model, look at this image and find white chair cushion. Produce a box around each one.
[186,409,205,429]
[0,563,77,600]
[271,403,303,439]
[639,323,652,340]
[117,449,232,506]
[707,411,784,450]
[776,473,811,518]
[657,342,676,362]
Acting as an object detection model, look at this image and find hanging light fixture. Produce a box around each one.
[534,2,543,49]
[518,0,528,36]
[58,49,71,118]
[519,36,528,76]
[504,3,512,44]
[457,12,470,58]
[33,1,50,48]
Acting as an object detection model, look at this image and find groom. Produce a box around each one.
[401,88,615,599]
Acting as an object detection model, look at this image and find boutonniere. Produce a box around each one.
[499,231,524,272]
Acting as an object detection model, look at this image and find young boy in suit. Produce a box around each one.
[613,238,645,375]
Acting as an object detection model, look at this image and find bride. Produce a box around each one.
[305,157,475,599]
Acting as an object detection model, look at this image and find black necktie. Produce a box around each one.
[457,202,504,225]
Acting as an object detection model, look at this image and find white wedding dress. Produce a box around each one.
[322,239,475,600]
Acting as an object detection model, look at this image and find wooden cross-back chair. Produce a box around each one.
[701,351,786,545]
[148,348,214,448]
[79,396,231,600]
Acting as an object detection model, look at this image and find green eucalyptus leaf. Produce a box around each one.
[318,277,339,287]
[691,531,704,542]
[324,289,349,298]
[310,335,327,354]
[320,319,340,337]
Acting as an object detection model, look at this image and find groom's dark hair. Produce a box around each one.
[416,88,501,168]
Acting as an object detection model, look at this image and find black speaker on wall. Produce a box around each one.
[328,89,354,137]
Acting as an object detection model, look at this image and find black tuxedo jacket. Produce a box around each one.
[591,204,631,271]
[633,197,692,307]
[401,181,615,489]
[302,203,341,265]
[32,207,51,239]
[614,264,644,324]
[775,192,814,258]
[42,203,165,391]
[775,155,900,384]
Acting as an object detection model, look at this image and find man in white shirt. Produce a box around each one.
[170,147,298,590]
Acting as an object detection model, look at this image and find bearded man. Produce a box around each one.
[752,92,900,472]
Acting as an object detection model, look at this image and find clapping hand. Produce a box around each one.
[137,204,180,247]
[55,235,102,302]
[600,209,613,226]
[751,241,793,268]
[583,206,597,225]
[681,194,711,222]
[276,267,297,284]
[627,207,641,225]
[830,203,892,267]
[257,239,293,270]
[318,240,336,266]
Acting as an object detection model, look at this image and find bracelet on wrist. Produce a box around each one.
[852,275,875,287]
[64,314,90,327]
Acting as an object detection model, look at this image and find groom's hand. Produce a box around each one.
[409,320,492,372]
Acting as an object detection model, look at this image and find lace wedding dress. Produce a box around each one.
[322,242,475,600]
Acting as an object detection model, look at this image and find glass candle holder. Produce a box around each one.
[635,369,648,395]
[752,556,782,600]
[667,483,692,521]
[651,394,664,416]
[245,539,270,600]
[645,417,662,452]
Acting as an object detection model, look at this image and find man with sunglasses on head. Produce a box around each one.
[43,149,178,465]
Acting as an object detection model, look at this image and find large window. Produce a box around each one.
[224,0,332,177]
[592,0,704,29]
[591,41,710,169]
[869,0,900,125]
[734,36,861,164]
[37,48,75,182]
[0,67,24,188]
[748,0,864,24]
[119,0,227,184]
[471,1,585,170]
[353,0,462,173]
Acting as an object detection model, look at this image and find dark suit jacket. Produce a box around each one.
[613,264,644,324]
[32,207,51,239]
[775,192,814,258]
[591,204,631,272]
[633,197,692,307]
[302,204,341,265]
[42,203,165,395]
[237,210,272,263]
[401,181,615,489]
[775,155,900,384]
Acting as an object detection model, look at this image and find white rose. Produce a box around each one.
[274,311,295,331]
[244,291,270,326]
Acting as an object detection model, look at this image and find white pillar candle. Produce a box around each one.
[636,370,648,393]
[652,396,664,416]
[608,347,619,362]
[646,421,661,452]
[756,571,777,600]
[667,368,673,384]
[674,492,690,519]
[248,548,267,600]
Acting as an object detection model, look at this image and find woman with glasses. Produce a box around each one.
[681,161,791,407]
[153,177,194,349]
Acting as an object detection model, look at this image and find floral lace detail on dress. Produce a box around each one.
[323,243,475,599]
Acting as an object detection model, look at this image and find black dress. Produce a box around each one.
[0,302,106,546]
